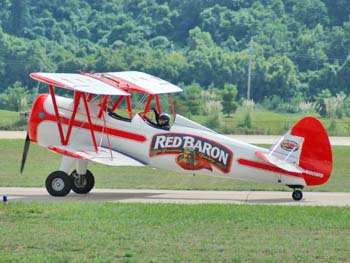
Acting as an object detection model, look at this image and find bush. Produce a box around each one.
[239,112,252,129]
[205,112,222,131]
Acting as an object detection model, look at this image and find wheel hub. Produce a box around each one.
[73,174,87,188]
[52,178,65,192]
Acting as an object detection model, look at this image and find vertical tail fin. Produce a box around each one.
[270,117,332,186]
[291,117,332,186]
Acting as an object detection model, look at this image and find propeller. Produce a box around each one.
[20,132,31,175]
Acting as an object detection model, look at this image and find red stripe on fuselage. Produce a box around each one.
[237,158,303,178]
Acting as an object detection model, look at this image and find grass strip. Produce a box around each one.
[0,202,349,263]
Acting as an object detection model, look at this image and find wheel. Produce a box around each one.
[45,171,71,196]
[70,169,95,194]
[292,189,303,201]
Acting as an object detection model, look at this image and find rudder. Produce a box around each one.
[290,117,332,186]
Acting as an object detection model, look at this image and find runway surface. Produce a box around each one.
[1,187,350,206]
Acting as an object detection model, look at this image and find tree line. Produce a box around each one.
[0,0,350,117]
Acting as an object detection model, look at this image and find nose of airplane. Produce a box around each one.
[28,94,50,143]
[20,94,50,175]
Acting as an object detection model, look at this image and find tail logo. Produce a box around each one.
[280,140,300,152]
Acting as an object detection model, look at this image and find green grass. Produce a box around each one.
[0,109,20,122]
[192,108,309,134]
[0,110,26,130]
[3,107,350,135]
[192,108,350,136]
[1,139,349,192]
[0,203,349,263]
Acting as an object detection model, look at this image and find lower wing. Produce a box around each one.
[48,145,145,166]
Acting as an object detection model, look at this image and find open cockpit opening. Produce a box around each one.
[91,71,181,129]
[88,94,133,122]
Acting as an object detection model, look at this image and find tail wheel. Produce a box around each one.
[70,169,95,194]
[292,190,303,201]
[45,171,71,196]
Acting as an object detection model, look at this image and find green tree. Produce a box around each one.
[335,57,350,94]
[0,82,30,111]
[221,84,238,117]
[186,27,219,87]
[183,83,203,115]
[7,0,31,36]
[314,89,332,117]
[295,25,327,71]
[292,0,329,28]
[200,5,235,43]
[251,55,298,102]
[0,0,348,112]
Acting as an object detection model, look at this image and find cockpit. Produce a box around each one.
[89,71,182,130]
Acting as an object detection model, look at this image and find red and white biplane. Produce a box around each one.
[21,71,333,201]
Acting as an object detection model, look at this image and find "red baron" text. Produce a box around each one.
[150,133,233,172]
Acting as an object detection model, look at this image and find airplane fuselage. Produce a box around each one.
[28,94,306,187]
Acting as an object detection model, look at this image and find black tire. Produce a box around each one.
[70,169,95,194]
[292,190,303,201]
[45,171,71,196]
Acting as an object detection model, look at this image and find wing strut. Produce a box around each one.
[64,92,81,145]
[144,95,153,113]
[48,85,98,153]
[97,95,109,118]
[126,96,133,119]
[81,93,98,153]
[155,95,162,113]
[101,109,113,159]
[169,94,175,119]
[49,84,65,145]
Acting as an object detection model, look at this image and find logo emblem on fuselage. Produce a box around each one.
[149,133,233,173]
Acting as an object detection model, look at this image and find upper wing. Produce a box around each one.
[30,72,130,96]
[98,71,183,94]
[48,145,145,167]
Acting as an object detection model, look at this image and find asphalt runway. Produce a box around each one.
[1,187,350,206]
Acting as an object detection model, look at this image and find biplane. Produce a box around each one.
[20,71,333,201]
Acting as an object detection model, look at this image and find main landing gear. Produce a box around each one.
[45,171,71,196]
[288,185,304,201]
[45,157,95,197]
[45,169,95,196]
[292,189,303,201]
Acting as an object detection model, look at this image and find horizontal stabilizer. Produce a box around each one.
[256,151,303,174]
[48,145,145,166]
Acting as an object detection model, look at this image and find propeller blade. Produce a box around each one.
[20,132,30,174]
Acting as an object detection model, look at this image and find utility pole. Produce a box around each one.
[247,37,253,100]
